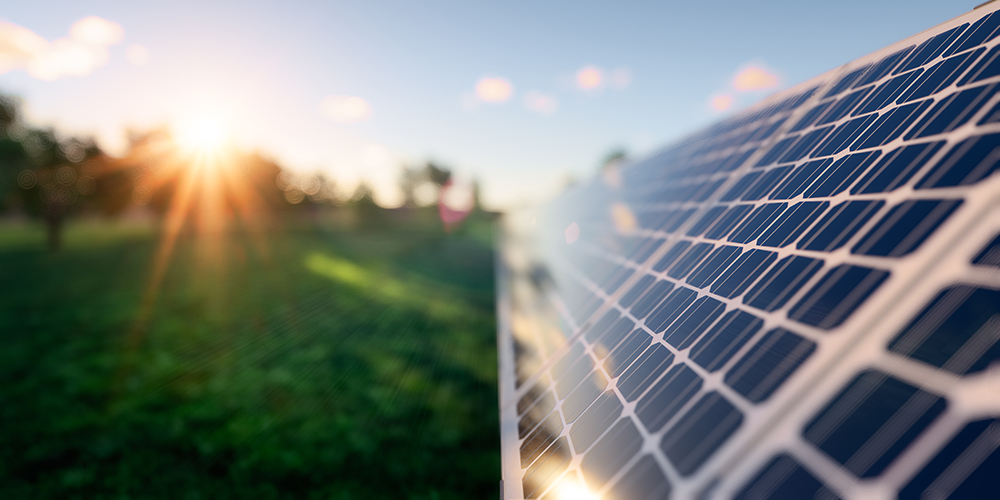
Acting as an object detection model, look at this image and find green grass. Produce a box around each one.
[0,215,499,499]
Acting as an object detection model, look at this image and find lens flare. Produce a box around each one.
[475,77,513,102]
[711,94,734,111]
[733,65,779,91]
[576,66,603,90]
[174,111,231,153]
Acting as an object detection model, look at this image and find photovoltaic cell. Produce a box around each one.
[499,5,1000,498]
[733,454,839,500]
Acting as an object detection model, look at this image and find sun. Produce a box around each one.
[174,111,232,153]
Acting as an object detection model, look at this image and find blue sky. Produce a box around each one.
[0,0,971,208]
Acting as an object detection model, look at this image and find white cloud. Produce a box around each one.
[0,16,124,81]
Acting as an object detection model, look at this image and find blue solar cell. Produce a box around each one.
[733,454,840,500]
[618,276,654,309]
[855,46,915,87]
[630,280,675,319]
[790,100,834,132]
[518,381,552,415]
[646,287,698,333]
[744,255,824,312]
[751,118,788,142]
[519,393,556,439]
[755,136,798,167]
[789,265,890,329]
[569,391,623,453]
[552,342,586,379]
[915,132,1000,188]
[854,69,925,115]
[661,392,743,476]
[778,126,835,163]
[741,165,794,201]
[662,207,696,232]
[850,99,934,150]
[810,114,879,157]
[758,201,830,248]
[895,24,969,74]
[973,233,1000,267]
[561,370,608,423]
[604,329,652,378]
[729,203,788,244]
[721,171,764,202]
[653,241,692,272]
[804,151,881,198]
[825,66,869,98]
[817,87,875,125]
[521,411,562,468]
[690,309,764,372]
[688,206,729,236]
[687,246,742,288]
[769,158,833,200]
[581,419,644,490]
[798,200,886,252]
[584,309,621,344]
[666,242,715,280]
[900,419,1000,500]
[606,455,672,500]
[628,237,664,263]
[851,141,946,194]
[704,205,755,240]
[635,364,702,432]
[694,178,727,202]
[592,318,636,358]
[959,44,1000,85]
[711,249,779,298]
[804,371,946,478]
[899,48,985,103]
[888,286,1000,375]
[663,296,726,349]
[522,436,570,498]
[617,343,675,402]
[556,352,596,398]
[907,83,997,139]
[726,328,816,402]
[944,11,1000,56]
[853,199,963,257]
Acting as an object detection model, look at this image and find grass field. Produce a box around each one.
[0,214,499,499]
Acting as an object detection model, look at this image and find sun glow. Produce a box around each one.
[174,111,232,153]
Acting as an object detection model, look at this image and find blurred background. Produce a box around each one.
[0,0,972,498]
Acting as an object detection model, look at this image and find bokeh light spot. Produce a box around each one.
[523,90,558,116]
[320,95,373,123]
[611,202,636,233]
[711,94,734,111]
[576,66,603,90]
[733,65,779,91]
[565,222,580,244]
[475,77,513,102]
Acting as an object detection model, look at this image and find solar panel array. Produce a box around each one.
[497,4,1000,499]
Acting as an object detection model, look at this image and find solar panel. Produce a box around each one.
[497,4,1000,498]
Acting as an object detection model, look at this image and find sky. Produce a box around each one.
[0,0,972,209]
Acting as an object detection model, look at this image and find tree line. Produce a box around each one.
[0,93,472,251]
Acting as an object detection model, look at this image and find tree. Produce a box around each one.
[398,161,452,207]
[0,92,114,251]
